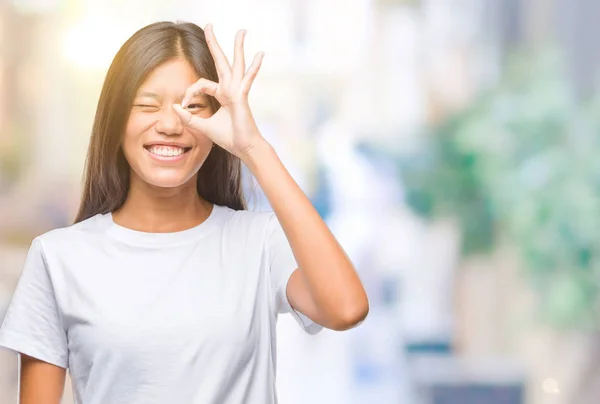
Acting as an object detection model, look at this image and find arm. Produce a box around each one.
[20,354,66,404]
[174,25,369,330]
[242,141,369,330]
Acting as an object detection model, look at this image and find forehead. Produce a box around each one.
[137,58,199,95]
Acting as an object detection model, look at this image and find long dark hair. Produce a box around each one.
[74,21,246,224]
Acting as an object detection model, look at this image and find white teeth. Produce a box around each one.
[147,146,186,157]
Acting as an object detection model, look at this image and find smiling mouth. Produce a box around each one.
[143,144,192,157]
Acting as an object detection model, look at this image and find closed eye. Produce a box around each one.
[133,104,160,110]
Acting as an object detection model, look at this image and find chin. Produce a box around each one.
[138,170,198,189]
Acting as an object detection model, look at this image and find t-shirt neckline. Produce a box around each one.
[102,204,223,247]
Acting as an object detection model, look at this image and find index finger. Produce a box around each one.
[204,24,231,79]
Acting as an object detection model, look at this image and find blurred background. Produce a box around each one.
[1,0,600,403]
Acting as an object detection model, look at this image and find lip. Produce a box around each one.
[144,144,191,164]
[144,141,191,148]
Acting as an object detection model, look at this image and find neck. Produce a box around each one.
[112,175,212,233]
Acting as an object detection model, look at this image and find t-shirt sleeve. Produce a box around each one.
[0,238,68,368]
[266,213,322,335]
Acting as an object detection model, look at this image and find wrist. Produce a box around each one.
[239,138,275,171]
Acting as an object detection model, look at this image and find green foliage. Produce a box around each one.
[400,50,600,329]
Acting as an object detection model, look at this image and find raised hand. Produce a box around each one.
[173,24,265,158]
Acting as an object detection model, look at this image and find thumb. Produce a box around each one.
[173,104,207,132]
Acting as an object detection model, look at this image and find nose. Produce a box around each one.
[155,105,184,136]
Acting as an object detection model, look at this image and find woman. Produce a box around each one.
[0,21,368,404]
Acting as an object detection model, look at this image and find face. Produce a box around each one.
[122,58,214,189]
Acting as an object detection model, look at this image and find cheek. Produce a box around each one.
[191,107,215,151]
[196,133,213,149]
[124,113,149,138]
[122,114,151,154]
[188,135,214,169]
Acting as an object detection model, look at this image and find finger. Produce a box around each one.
[204,24,231,79]
[241,52,264,94]
[173,104,207,132]
[182,78,218,108]
[232,29,247,80]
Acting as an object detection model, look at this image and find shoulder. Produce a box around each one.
[216,205,276,240]
[34,213,105,251]
[217,205,273,226]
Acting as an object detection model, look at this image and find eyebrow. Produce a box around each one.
[136,91,161,99]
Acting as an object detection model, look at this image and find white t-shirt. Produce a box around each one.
[0,205,321,404]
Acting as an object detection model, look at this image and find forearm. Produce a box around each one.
[241,139,369,325]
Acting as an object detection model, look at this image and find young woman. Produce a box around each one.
[0,21,368,404]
